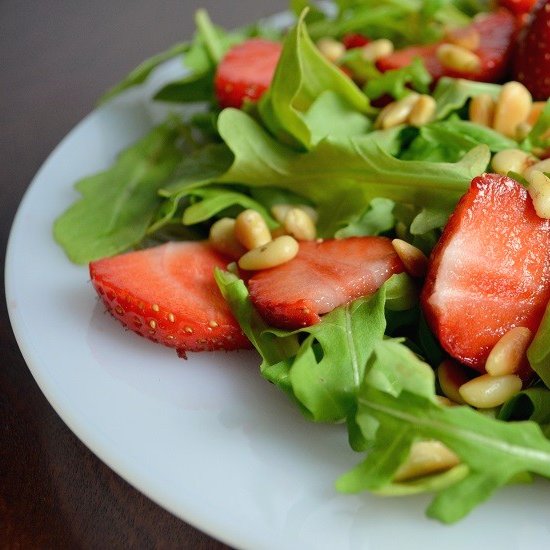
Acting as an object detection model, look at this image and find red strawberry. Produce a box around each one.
[421,174,550,371]
[514,0,550,100]
[499,0,538,17]
[214,39,282,109]
[342,33,371,49]
[377,10,516,83]
[248,237,404,330]
[89,242,250,356]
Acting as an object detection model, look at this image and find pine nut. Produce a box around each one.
[526,170,550,219]
[317,37,345,62]
[493,81,532,138]
[527,102,546,126]
[444,27,480,51]
[284,207,317,241]
[436,44,481,73]
[469,94,495,127]
[376,93,420,129]
[437,359,469,404]
[491,149,534,176]
[234,209,272,251]
[238,235,299,271]
[209,218,247,259]
[485,327,532,376]
[271,204,318,224]
[408,94,436,127]
[391,238,428,277]
[459,374,522,408]
[393,441,460,482]
[524,158,550,181]
[361,38,394,62]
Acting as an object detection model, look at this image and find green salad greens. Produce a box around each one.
[54,0,550,523]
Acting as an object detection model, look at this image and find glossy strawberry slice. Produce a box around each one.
[377,10,516,83]
[499,0,538,17]
[90,242,250,355]
[421,174,550,371]
[214,39,282,109]
[248,237,404,330]
[514,0,550,99]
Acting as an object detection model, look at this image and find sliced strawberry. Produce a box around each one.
[248,237,404,330]
[421,174,550,371]
[214,39,282,109]
[342,33,371,49]
[499,0,538,17]
[377,10,516,83]
[89,242,250,355]
[514,0,550,99]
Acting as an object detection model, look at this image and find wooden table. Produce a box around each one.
[1,1,285,546]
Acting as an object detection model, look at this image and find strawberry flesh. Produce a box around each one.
[377,10,516,83]
[421,174,550,371]
[248,237,404,330]
[214,39,282,109]
[514,0,550,100]
[90,242,250,355]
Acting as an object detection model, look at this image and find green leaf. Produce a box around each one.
[303,90,371,145]
[364,58,432,101]
[335,198,395,238]
[528,301,550,388]
[153,70,214,103]
[258,10,370,149]
[433,77,501,121]
[521,99,550,153]
[99,42,189,104]
[499,388,550,427]
[339,387,550,523]
[54,123,182,263]
[181,187,276,227]
[216,270,416,423]
[195,9,225,63]
[217,108,490,235]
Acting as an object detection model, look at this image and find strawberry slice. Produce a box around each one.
[377,10,516,83]
[514,0,550,99]
[499,0,538,17]
[421,174,550,371]
[89,242,250,356]
[248,237,404,330]
[214,38,282,109]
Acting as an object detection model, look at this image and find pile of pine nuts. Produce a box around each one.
[438,326,531,409]
[209,205,318,271]
[316,37,394,64]
[469,81,544,139]
[375,93,437,129]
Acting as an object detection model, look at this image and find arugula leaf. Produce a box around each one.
[216,270,417,422]
[153,70,214,103]
[338,387,550,523]
[499,388,550,430]
[521,99,550,154]
[181,187,276,227]
[259,10,370,150]
[335,198,395,238]
[528,301,550,389]
[217,108,489,235]
[433,77,501,121]
[99,42,189,104]
[402,119,516,163]
[364,58,432,101]
[54,123,182,263]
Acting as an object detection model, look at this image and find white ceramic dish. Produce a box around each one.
[6,67,550,550]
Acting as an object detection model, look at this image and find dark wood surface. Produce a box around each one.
[0,1,285,547]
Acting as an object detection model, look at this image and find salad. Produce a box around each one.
[53,0,550,524]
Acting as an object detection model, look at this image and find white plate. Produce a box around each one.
[6,79,550,550]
